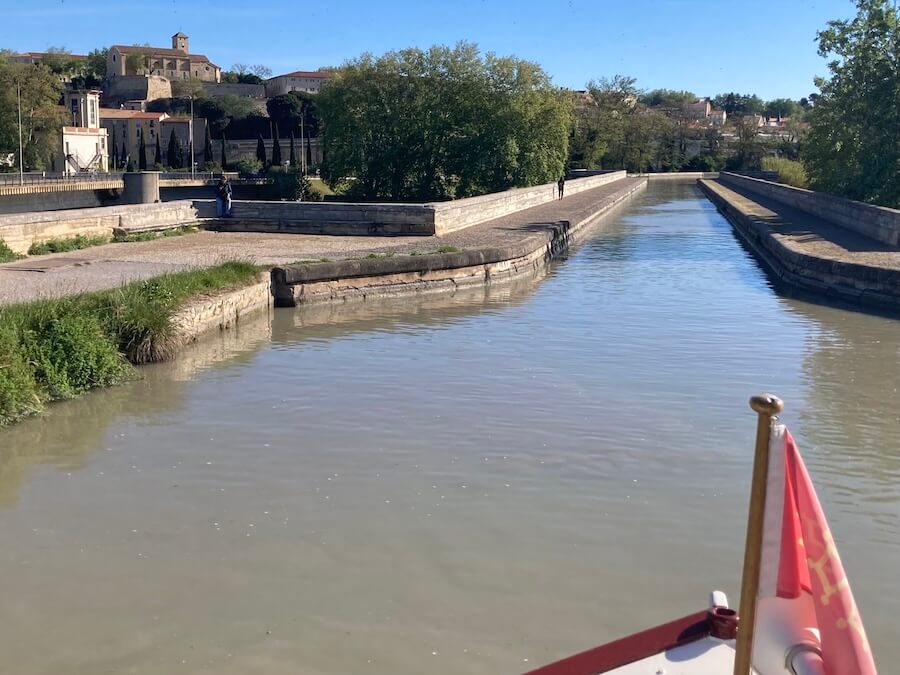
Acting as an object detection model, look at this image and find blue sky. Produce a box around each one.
[3,0,858,99]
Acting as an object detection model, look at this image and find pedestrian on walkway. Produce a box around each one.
[215,175,233,217]
[557,175,566,200]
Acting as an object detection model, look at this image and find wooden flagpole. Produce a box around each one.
[733,393,784,675]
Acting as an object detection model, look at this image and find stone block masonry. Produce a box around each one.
[0,201,200,254]
[700,178,900,313]
[718,172,900,247]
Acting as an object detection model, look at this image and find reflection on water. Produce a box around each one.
[0,182,897,674]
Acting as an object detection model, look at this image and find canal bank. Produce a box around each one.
[1,182,896,674]
[699,176,900,313]
[271,177,646,305]
[0,176,644,427]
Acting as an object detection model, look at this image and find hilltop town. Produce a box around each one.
[3,31,809,184]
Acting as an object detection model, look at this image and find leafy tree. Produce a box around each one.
[0,62,65,171]
[317,43,573,200]
[289,130,296,167]
[803,0,899,206]
[764,98,801,120]
[256,133,267,167]
[197,94,256,136]
[86,47,108,79]
[138,133,147,170]
[222,63,272,84]
[125,49,148,76]
[172,78,206,100]
[640,89,697,108]
[111,127,119,169]
[726,116,764,170]
[167,129,178,168]
[272,125,282,166]
[121,140,128,169]
[154,133,162,165]
[712,92,765,115]
[42,47,81,76]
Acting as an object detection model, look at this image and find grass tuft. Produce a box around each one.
[113,226,199,243]
[28,234,110,256]
[762,156,809,189]
[0,260,261,427]
[0,239,24,263]
[435,245,460,254]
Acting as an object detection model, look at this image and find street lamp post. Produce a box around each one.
[17,81,24,185]
[189,96,195,180]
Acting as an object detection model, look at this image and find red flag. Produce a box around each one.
[754,426,877,675]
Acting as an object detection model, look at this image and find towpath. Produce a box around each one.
[0,178,644,305]
[702,179,900,271]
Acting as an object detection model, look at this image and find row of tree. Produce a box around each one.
[315,43,571,201]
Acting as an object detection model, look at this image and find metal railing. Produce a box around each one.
[0,171,125,185]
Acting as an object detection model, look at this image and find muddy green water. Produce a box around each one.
[0,182,897,674]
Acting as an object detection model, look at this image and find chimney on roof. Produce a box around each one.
[172,32,189,53]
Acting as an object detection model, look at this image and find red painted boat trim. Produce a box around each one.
[524,610,711,675]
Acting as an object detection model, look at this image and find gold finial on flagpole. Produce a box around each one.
[749,394,784,417]
[733,393,784,675]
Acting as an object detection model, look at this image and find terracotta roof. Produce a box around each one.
[272,70,331,80]
[111,45,213,63]
[99,109,168,120]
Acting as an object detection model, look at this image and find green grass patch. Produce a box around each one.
[113,226,199,243]
[762,156,809,189]
[0,239,24,263]
[28,234,110,256]
[309,178,334,196]
[435,245,460,254]
[0,261,261,427]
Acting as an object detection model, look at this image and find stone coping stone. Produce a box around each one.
[272,223,566,285]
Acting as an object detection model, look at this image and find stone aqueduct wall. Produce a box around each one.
[718,172,900,247]
[431,171,626,234]
[0,172,629,251]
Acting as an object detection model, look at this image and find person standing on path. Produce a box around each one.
[216,175,233,217]
[557,175,565,200]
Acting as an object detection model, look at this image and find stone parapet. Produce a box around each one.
[431,171,627,235]
[271,177,646,306]
[0,200,200,253]
[718,172,900,246]
[700,179,900,312]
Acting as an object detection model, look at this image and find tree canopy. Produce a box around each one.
[316,43,573,200]
[803,0,899,207]
[0,58,64,171]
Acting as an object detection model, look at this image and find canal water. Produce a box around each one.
[0,182,897,674]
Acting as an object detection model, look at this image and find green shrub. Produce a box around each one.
[0,239,23,263]
[0,260,261,426]
[268,167,323,201]
[0,323,41,426]
[113,226,198,243]
[762,156,809,189]
[28,234,110,255]
[235,156,262,175]
[21,310,130,399]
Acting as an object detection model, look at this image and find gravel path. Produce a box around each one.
[0,180,642,306]
[712,180,900,271]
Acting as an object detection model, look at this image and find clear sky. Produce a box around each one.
[3,0,859,100]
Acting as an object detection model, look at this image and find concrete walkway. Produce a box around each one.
[0,178,644,306]
[704,179,900,271]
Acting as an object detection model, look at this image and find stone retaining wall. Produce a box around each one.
[0,200,200,253]
[271,178,647,306]
[700,179,900,312]
[172,279,272,345]
[431,171,627,235]
[718,172,900,246]
[0,174,634,251]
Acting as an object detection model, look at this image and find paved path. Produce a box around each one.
[0,179,644,306]
[707,180,900,271]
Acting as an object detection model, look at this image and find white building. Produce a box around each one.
[58,90,108,174]
[265,70,331,97]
